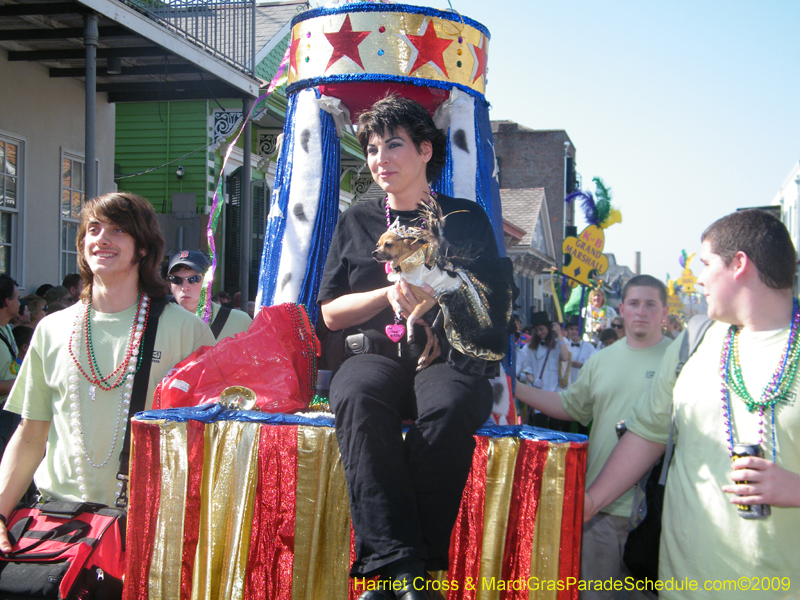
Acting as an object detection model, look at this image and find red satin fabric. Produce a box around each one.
[500,440,550,600]
[180,420,207,600]
[447,436,489,599]
[123,421,162,600]
[557,442,587,600]
[156,304,320,413]
[244,424,299,600]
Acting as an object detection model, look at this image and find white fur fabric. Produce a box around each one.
[434,88,477,203]
[489,372,510,425]
[274,88,323,304]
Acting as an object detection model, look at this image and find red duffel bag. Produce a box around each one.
[0,501,126,599]
[154,303,320,412]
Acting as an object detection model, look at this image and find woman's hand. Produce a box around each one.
[388,279,421,320]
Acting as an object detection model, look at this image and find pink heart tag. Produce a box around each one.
[385,324,406,343]
[384,262,393,275]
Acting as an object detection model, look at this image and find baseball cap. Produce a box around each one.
[168,250,210,274]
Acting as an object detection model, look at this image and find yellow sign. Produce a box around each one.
[666,279,684,315]
[562,225,609,287]
[667,293,684,315]
[679,252,697,294]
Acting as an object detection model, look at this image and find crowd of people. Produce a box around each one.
[0,94,795,600]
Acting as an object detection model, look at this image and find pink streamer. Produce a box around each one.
[200,46,291,323]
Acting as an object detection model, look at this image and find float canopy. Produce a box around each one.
[287,2,491,116]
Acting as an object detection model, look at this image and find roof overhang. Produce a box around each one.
[0,0,260,102]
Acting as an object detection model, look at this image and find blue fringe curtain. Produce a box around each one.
[257,92,299,308]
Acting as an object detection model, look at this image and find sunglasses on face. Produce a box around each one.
[169,274,203,286]
[612,323,623,329]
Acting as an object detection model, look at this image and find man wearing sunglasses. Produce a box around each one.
[168,251,252,341]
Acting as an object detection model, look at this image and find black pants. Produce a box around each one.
[330,354,493,577]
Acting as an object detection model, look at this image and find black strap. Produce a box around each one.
[4,517,90,556]
[115,297,167,508]
[0,328,15,361]
[210,306,231,340]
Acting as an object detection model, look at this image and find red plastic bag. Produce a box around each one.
[154,303,320,413]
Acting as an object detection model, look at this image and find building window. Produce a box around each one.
[60,152,85,278]
[0,136,22,277]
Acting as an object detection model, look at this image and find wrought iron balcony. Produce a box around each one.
[120,0,255,75]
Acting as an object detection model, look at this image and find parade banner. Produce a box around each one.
[678,250,697,294]
[124,406,587,600]
[562,178,621,288]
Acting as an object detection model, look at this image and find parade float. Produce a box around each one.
[124,4,588,598]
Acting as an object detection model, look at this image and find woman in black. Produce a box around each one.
[318,96,506,600]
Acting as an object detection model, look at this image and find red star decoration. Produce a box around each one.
[289,33,302,75]
[324,14,371,71]
[407,20,453,78]
[471,36,488,84]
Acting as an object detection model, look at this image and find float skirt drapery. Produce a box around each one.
[124,406,586,600]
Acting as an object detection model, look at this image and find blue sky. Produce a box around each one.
[349,0,800,284]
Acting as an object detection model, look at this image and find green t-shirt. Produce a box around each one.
[210,303,252,341]
[560,336,672,517]
[5,301,215,506]
[629,322,800,598]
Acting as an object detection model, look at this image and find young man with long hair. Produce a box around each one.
[0,193,214,552]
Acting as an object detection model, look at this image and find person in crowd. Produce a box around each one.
[598,327,618,348]
[663,313,683,339]
[212,290,232,307]
[34,284,52,299]
[45,301,68,315]
[318,95,512,600]
[566,316,597,384]
[585,210,800,599]
[516,275,671,599]
[168,250,252,341]
[43,285,70,309]
[10,300,29,328]
[61,273,83,304]
[0,274,22,459]
[231,291,242,311]
[519,311,570,428]
[0,192,214,552]
[21,297,46,330]
[610,315,624,336]
[583,287,618,344]
[10,326,32,364]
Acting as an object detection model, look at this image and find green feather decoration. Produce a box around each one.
[592,177,612,226]
[563,284,586,318]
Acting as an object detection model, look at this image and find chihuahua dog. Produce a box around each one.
[373,200,511,371]
[373,228,447,370]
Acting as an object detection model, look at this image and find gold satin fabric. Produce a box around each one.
[476,437,519,600]
[191,421,260,600]
[529,443,568,600]
[291,426,351,600]
[148,422,189,599]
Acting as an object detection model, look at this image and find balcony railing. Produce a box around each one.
[121,0,255,75]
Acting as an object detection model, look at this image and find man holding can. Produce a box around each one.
[585,210,800,599]
[515,275,671,599]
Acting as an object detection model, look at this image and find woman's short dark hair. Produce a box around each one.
[356,95,447,182]
[77,192,169,300]
[701,209,796,290]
